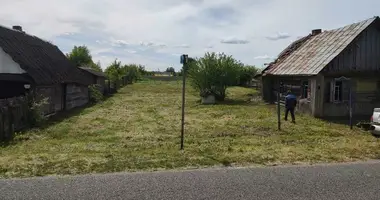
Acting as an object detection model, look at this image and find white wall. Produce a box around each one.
[0,47,26,74]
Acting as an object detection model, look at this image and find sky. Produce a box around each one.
[1,0,379,71]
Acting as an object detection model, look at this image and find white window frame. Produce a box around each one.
[330,80,343,103]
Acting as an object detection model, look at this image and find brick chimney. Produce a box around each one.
[12,25,23,32]
[311,29,322,35]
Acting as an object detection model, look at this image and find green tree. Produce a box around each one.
[166,67,175,73]
[188,52,243,101]
[104,59,123,82]
[138,65,148,76]
[239,65,259,86]
[123,64,141,82]
[90,61,103,72]
[67,45,102,72]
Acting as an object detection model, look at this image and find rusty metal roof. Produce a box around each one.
[265,16,379,76]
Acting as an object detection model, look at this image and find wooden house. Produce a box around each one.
[261,16,380,119]
[79,66,106,94]
[0,25,91,115]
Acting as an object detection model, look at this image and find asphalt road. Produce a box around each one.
[1,161,380,200]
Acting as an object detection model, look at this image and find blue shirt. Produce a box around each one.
[285,94,297,108]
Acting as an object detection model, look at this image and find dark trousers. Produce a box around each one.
[285,108,295,122]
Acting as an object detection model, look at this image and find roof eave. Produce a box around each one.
[263,73,317,77]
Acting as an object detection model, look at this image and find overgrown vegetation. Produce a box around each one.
[239,65,260,86]
[188,52,255,101]
[88,84,104,103]
[104,59,144,84]
[66,45,102,72]
[26,94,49,127]
[1,81,379,178]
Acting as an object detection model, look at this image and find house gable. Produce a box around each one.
[0,25,90,86]
[0,47,26,74]
[264,16,379,76]
[324,18,380,73]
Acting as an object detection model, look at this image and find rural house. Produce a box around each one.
[79,66,107,94]
[0,25,91,115]
[261,16,380,119]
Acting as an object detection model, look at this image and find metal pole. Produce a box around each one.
[277,83,281,131]
[349,81,353,130]
[180,63,186,150]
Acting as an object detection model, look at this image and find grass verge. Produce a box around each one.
[0,80,379,178]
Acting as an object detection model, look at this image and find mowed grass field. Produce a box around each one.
[1,80,380,178]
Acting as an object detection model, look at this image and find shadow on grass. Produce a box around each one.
[319,115,370,126]
[217,99,253,106]
[218,96,262,106]
[0,94,115,147]
[40,94,115,130]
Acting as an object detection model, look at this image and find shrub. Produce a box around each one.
[26,93,49,127]
[239,65,259,86]
[188,52,243,101]
[89,84,104,103]
[124,65,141,83]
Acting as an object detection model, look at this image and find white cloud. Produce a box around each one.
[62,32,75,36]
[254,55,276,60]
[173,44,190,48]
[220,37,250,44]
[1,0,380,71]
[110,39,130,47]
[126,50,137,54]
[266,32,291,41]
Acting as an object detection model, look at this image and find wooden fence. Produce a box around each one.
[104,77,131,95]
[0,96,29,141]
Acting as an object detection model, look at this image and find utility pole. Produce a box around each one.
[180,54,188,150]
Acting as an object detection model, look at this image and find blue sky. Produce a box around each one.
[1,0,379,71]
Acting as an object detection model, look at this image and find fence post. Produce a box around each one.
[0,109,3,141]
[7,103,14,141]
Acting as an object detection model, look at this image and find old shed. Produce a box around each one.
[0,25,91,115]
[79,66,106,94]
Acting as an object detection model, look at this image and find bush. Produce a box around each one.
[239,65,259,86]
[26,93,49,127]
[89,84,104,103]
[124,65,141,83]
[188,52,243,101]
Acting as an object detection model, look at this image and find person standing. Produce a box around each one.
[285,90,297,123]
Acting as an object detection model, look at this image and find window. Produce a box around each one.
[302,81,309,99]
[332,80,343,102]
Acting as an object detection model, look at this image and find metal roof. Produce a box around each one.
[265,16,378,76]
[79,67,106,77]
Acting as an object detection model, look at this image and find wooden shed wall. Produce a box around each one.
[65,83,89,110]
[325,22,380,73]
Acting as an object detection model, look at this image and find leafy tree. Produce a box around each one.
[178,58,195,76]
[138,65,148,76]
[188,52,243,101]
[104,59,123,82]
[239,65,259,86]
[177,69,183,76]
[93,61,103,72]
[166,67,176,74]
[66,45,92,66]
[67,45,102,72]
[123,64,141,82]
